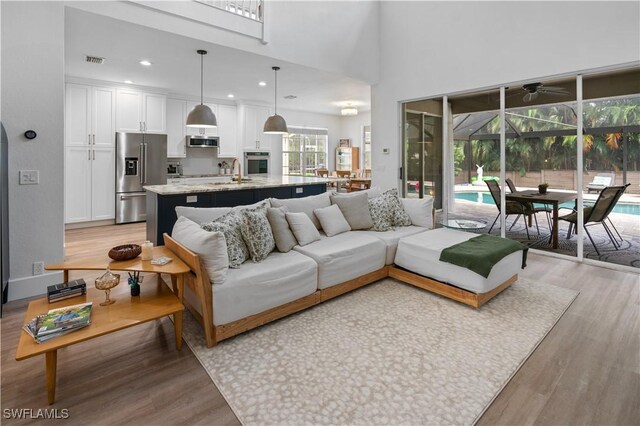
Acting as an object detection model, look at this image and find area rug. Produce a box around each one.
[183,278,578,425]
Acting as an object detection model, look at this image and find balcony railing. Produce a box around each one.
[195,0,263,22]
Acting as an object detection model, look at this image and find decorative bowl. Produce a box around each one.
[95,268,120,306]
[108,244,141,261]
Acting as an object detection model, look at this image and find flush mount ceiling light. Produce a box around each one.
[124,80,134,84]
[341,105,358,116]
[258,81,267,86]
[263,66,288,134]
[227,94,235,98]
[139,60,152,66]
[186,50,217,128]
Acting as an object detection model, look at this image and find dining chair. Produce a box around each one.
[505,177,551,230]
[559,184,630,255]
[335,170,351,192]
[485,179,535,239]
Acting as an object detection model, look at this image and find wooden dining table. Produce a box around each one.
[506,190,578,249]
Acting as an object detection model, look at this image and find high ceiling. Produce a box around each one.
[64,7,371,115]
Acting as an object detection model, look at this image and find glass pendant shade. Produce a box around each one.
[263,66,288,134]
[186,104,217,128]
[187,49,218,128]
[263,114,288,134]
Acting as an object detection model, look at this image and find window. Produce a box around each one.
[282,127,328,176]
[363,125,372,169]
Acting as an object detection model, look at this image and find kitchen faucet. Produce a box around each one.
[231,158,242,183]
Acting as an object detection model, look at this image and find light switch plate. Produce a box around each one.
[186,195,198,203]
[19,170,39,185]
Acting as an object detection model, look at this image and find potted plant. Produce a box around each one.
[538,183,549,194]
[128,271,141,296]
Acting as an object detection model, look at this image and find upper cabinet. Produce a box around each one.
[239,104,277,151]
[66,83,115,147]
[116,89,166,133]
[217,104,238,158]
[166,98,187,158]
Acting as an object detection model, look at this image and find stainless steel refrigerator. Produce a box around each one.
[116,132,167,224]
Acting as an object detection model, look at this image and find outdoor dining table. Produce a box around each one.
[506,190,578,249]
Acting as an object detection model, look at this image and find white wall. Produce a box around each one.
[372,1,640,189]
[1,1,65,300]
[69,0,380,84]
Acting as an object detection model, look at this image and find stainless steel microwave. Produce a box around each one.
[187,135,219,148]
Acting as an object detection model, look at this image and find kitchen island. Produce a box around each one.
[144,176,328,245]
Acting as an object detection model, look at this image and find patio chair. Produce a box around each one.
[485,179,536,239]
[559,184,630,255]
[586,172,615,193]
[505,178,552,230]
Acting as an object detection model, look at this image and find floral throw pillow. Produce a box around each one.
[240,208,276,262]
[201,211,249,268]
[384,188,413,227]
[368,196,393,232]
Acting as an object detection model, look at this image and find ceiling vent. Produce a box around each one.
[85,55,105,64]
[284,95,297,100]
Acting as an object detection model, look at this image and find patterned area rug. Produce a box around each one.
[183,279,578,425]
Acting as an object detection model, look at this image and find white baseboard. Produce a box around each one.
[7,271,65,301]
[65,219,115,230]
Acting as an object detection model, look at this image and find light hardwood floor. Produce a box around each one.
[1,223,638,425]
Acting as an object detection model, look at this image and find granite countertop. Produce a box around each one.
[145,176,328,195]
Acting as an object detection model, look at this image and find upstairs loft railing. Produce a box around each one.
[195,0,263,22]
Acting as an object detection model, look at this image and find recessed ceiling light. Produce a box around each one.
[139,60,152,66]
[227,94,235,98]
[284,95,297,100]
[124,80,134,84]
[258,81,267,86]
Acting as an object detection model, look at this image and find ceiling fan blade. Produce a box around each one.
[539,86,570,94]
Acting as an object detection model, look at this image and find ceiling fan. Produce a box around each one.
[520,82,569,102]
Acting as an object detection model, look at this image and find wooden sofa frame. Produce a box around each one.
[163,233,517,348]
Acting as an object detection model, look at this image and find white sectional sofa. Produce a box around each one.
[166,190,434,347]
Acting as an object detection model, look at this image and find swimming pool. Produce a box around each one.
[454,192,640,216]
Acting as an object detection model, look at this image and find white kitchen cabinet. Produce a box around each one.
[186,102,218,137]
[166,98,187,158]
[64,146,92,223]
[240,104,277,151]
[66,83,115,147]
[217,104,238,158]
[64,146,115,224]
[116,89,166,133]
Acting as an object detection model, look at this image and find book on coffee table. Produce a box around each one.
[23,302,93,343]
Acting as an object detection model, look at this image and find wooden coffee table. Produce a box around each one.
[15,274,184,405]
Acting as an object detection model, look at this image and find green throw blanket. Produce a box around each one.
[439,234,528,278]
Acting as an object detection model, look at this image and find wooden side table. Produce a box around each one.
[45,246,190,302]
[15,277,184,404]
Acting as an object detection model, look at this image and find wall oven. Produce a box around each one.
[244,151,270,176]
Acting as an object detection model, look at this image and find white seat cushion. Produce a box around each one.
[185,251,318,326]
[293,231,386,289]
[394,228,523,294]
[356,225,429,265]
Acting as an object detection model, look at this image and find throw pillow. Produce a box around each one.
[330,192,374,230]
[313,204,351,237]
[285,212,321,246]
[368,195,393,232]
[401,197,434,228]
[383,188,413,227]
[240,208,275,262]
[266,206,298,253]
[201,211,249,268]
[171,216,228,284]
[270,192,331,229]
[175,206,232,225]
[233,199,271,212]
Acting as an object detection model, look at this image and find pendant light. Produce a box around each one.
[263,66,288,134]
[186,50,217,128]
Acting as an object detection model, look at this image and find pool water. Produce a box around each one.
[454,192,640,216]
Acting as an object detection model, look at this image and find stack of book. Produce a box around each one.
[23,302,93,343]
[47,279,86,303]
